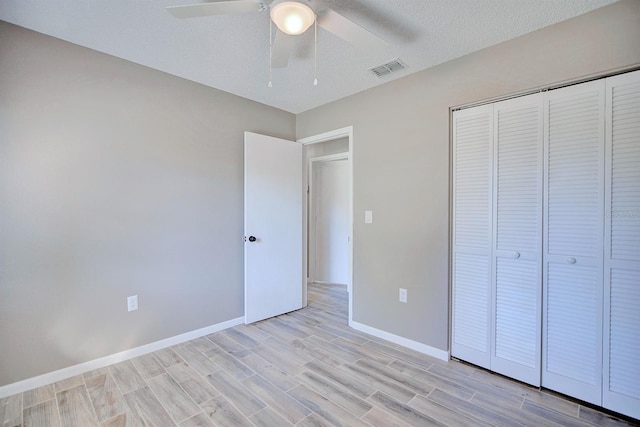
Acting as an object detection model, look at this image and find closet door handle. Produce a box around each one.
[512,251,520,259]
[567,257,577,264]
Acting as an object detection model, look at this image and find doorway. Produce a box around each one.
[299,127,353,324]
[309,156,349,286]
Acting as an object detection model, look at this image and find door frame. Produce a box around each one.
[298,126,353,324]
[308,153,349,286]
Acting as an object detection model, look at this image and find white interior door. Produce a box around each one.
[490,94,543,386]
[542,81,605,405]
[603,70,640,419]
[244,132,303,324]
[451,104,494,369]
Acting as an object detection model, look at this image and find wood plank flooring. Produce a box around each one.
[1,283,637,426]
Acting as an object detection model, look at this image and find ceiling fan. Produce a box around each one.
[166,0,388,69]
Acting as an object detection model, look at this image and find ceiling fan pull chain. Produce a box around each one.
[268,17,273,88]
[313,19,318,86]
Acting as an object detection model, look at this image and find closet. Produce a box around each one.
[451,69,640,419]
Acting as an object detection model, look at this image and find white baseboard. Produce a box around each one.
[349,321,449,361]
[311,281,347,286]
[0,316,244,399]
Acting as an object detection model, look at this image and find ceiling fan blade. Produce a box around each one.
[271,30,295,68]
[167,0,265,19]
[317,8,388,54]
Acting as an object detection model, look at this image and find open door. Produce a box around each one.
[244,132,303,324]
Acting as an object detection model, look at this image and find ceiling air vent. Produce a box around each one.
[369,59,407,78]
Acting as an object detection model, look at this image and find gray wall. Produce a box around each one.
[296,0,640,352]
[0,21,295,387]
[2,0,640,389]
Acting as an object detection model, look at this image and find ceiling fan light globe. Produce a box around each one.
[284,15,304,34]
[270,1,315,36]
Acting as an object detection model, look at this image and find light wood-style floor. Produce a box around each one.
[1,283,637,426]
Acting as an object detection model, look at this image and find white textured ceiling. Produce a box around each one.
[0,0,619,113]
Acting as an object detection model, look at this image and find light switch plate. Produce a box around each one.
[127,295,138,312]
[399,288,407,303]
[365,210,373,224]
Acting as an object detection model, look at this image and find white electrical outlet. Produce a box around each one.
[127,295,138,312]
[399,288,408,303]
[365,210,373,224]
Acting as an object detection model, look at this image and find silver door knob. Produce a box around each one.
[512,252,520,259]
[567,257,577,264]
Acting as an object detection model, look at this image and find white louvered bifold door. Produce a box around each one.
[490,94,543,386]
[603,70,640,420]
[542,80,605,405]
[451,105,494,368]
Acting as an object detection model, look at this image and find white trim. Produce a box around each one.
[298,126,353,145]
[0,317,243,399]
[309,153,348,163]
[310,281,348,287]
[350,321,450,362]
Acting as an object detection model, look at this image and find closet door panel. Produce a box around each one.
[606,266,640,419]
[603,70,640,419]
[451,105,493,368]
[494,257,538,367]
[491,95,543,385]
[542,80,605,405]
[452,252,490,355]
[545,261,600,383]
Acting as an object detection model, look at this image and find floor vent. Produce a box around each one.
[369,59,407,78]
